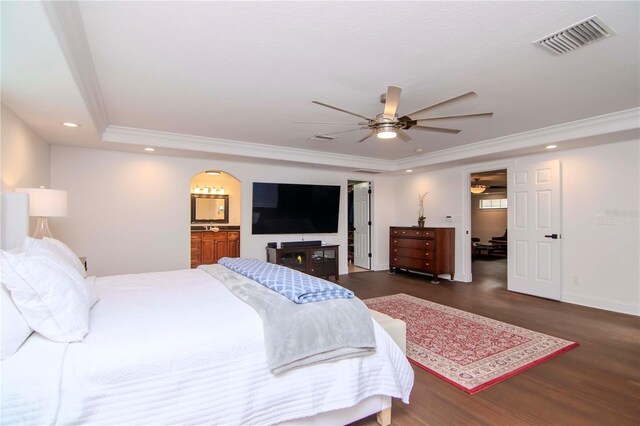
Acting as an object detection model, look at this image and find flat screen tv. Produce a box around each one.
[252,182,340,234]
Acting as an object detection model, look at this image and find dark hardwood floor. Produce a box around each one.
[345,258,640,426]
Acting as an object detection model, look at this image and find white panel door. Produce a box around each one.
[353,182,370,269]
[508,160,562,300]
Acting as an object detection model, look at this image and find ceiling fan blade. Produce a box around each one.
[396,129,412,142]
[383,86,402,120]
[403,91,478,118]
[317,127,369,137]
[356,131,375,143]
[414,112,494,121]
[311,101,373,121]
[294,121,367,125]
[413,125,461,134]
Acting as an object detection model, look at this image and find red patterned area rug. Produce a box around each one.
[365,293,579,394]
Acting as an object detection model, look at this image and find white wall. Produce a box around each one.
[1,103,51,234]
[471,193,507,243]
[392,139,640,315]
[50,145,393,276]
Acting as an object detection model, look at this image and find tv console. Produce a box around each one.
[280,240,323,248]
[266,244,339,280]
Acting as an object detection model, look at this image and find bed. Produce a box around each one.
[1,193,413,425]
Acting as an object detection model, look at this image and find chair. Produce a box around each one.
[491,229,507,241]
[489,229,507,254]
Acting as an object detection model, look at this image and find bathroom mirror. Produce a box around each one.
[191,194,229,223]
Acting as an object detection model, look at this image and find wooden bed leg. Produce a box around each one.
[376,407,391,426]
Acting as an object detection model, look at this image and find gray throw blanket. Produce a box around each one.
[199,264,376,374]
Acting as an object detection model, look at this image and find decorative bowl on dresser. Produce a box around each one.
[389,226,455,283]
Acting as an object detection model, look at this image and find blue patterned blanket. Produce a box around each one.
[217,257,354,304]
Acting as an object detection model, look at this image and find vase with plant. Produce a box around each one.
[418,191,429,227]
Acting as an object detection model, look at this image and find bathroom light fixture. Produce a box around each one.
[62,122,79,128]
[15,186,68,239]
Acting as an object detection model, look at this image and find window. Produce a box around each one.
[479,198,507,209]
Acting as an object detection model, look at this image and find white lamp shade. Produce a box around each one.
[15,187,68,217]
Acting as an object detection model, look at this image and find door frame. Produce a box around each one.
[348,179,372,271]
[460,161,513,283]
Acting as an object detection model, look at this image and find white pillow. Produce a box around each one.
[1,282,33,359]
[22,237,98,308]
[42,237,88,278]
[1,250,90,342]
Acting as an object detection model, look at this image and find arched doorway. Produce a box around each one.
[189,170,241,268]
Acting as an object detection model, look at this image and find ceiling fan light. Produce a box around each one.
[377,130,396,139]
[376,124,397,139]
[470,185,487,194]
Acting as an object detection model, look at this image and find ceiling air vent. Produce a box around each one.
[533,16,615,55]
[308,134,337,141]
[353,169,384,175]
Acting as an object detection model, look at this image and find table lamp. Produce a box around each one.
[15,186,68,239]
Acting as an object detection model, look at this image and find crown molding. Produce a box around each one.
[103,108,639,173]
[102,125,393,171]
[42,0,109,133]
[392,108,640,171]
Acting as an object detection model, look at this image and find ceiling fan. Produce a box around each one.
[470,178,507,194]
[299,86,493,143]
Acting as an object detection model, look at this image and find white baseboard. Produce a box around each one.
[562,292,640,316]
[453,273,471,283]
[371,263,390,272]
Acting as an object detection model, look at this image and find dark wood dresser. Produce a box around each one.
[389,226,455,283]
[191,229,240,268]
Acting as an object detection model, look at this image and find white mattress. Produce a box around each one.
[2,268,413,425]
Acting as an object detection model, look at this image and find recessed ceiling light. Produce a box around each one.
[205,170,222,175]
[62,122,79,128]
[546,145,558,149]
[406,169,413,173]
[415,148,423,153]
[144,147,155,152]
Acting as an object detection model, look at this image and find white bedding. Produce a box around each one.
[2,268,413,425]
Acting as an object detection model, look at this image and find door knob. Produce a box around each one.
[544,234,560,239]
